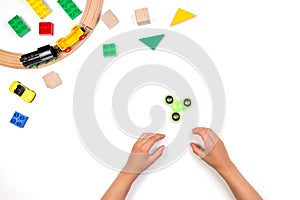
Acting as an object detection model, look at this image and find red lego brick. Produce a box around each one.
[39,22,54,35]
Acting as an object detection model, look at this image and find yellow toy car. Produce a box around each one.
[56,25,87,53]
[9,81,36,103]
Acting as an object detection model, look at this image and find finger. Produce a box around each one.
[192,127,208,140]
[143,134,166,150]
[149,145,165,162]
[190,143,203,157]
[138,133,154,142]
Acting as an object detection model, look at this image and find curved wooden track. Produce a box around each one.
[0,0,103,69]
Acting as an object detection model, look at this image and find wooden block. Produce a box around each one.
[101,9,119,29]
[42,71,62,89]
[135,8,150,26]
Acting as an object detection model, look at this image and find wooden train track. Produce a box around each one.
[0,0,103,69]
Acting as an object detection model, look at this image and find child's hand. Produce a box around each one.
[123,133,166,173]
[190,127,232,172]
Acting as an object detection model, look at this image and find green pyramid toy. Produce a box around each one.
[139,34,165,50]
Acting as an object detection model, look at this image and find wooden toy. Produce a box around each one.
[101,9,119,29]
[134,8,150,26]
[42,71,62,89]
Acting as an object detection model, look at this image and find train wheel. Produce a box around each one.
[64,47,71,53]
[79,34,87,40]
[40,61,47,65]
[31,64,39,68]
[49,57,57,61]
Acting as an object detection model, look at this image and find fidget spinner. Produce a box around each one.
[164,94,192,122]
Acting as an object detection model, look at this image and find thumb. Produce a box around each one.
[190,143,204,157]
[149,145,165,162]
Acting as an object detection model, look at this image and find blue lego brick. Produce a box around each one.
[10,111,29,128]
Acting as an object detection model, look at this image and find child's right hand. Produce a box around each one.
[190,127,233,172]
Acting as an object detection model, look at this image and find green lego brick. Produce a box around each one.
[8,15,30,37]
[103,43,117,57]
[57,0,82,20]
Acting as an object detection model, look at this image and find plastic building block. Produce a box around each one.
[8,15,31,37]
[26,0,51,19]
[39,22,54,35]
[135,8,150,26]
[139,34,164,50]
[171,8,196,26]
[103,43,117,57]
[42,71,62,89]
[10,111,29,128]
[101,9,119,29]
[57,0,82,20]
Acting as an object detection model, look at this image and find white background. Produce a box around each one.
[1,0,300,199]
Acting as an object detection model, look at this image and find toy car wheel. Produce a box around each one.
[172,112,180,121]
[79,34,87,40]
[64,47,71,53]
[183,98,192,107]
[165,95,173,104]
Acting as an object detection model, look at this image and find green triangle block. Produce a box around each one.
[139,34,165,50]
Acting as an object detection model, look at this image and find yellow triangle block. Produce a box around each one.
[170,8,196,26]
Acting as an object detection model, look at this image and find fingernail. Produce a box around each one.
[160,145,166,151]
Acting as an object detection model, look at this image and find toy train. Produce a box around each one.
[20,25,87,68]
[20,45,59,68]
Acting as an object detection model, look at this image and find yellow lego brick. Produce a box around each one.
[26,0,51,19]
